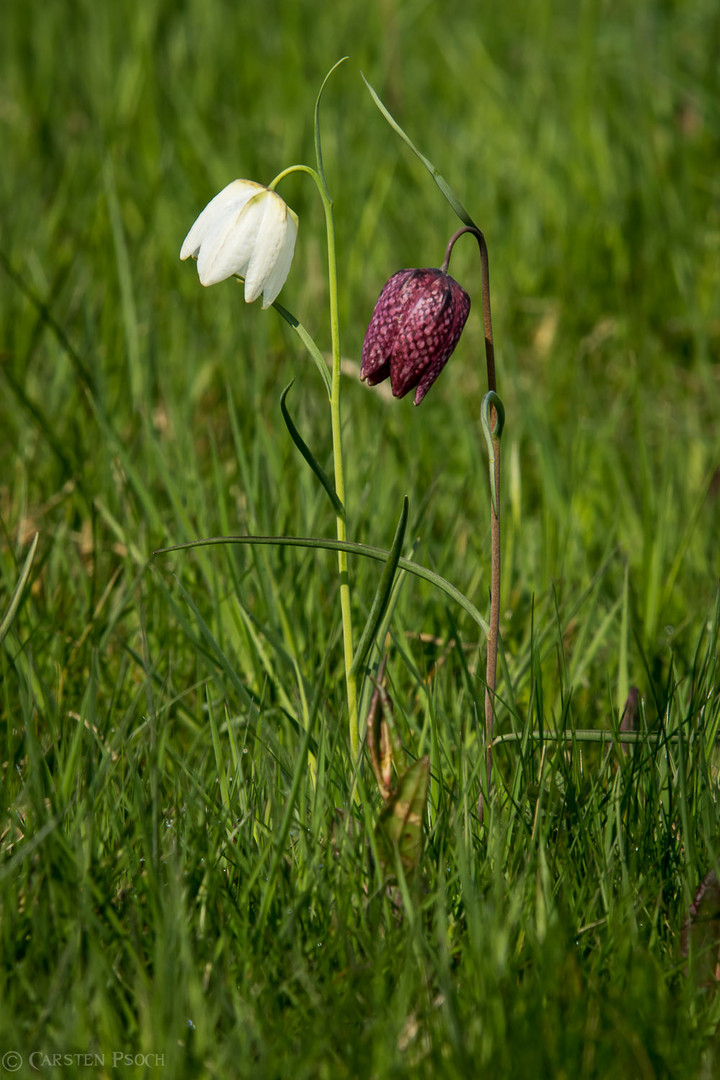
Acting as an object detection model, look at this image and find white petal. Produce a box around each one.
[179,179,264,262]
[242,194,285,303]
[260,207,298,308]
[196,192,267,287]
[242,193,298,307]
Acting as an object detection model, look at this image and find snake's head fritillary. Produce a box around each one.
[361,268,470,405]
[181,179,298,308]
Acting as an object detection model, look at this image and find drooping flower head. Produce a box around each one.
[180,179,298,308]
[361,268,470,405]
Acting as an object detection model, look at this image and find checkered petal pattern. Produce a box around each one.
[361,268,470,405]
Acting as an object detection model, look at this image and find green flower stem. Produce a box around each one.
[325,197,360,761]
[270,164,360,760]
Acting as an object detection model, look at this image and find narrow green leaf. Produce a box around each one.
[104,157,142,410]
[350,496,408,677]
[0,532,39,644]
[492,728,704,746]
[256,699,318,935]
[0,363,80,487]
[567,595,623,692]
[314,57,348,198]
[617,561,630,714]
[59,711,87,805]
[280,381,344,517]
[362,73,476,228]
[171,575,259,719]
[224,703,241,777]
[155,533,489,637]
[272,300,333,398]
[619,687,641,760]
[0,248,94,391]
[375,756,430,876]
[702,585,720,757]
[207,689,231,809]
[481,391,505,517]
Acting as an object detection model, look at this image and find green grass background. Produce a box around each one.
[1,0,720,1076]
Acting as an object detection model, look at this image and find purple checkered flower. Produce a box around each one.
[361,268,470,405]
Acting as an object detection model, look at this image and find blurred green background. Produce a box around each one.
[2,0,718,620]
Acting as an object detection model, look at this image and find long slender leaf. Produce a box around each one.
[272,301,333,398]
[207,689,231,809]
[492,728,707,746]
[350,496,408,677]
[169,574,259,719]
[280,381,343,516]
[314,57,348,198]
[362,74,476,228]
[0,532,39,644]
[155,533,489,637]
[255,694,318,935]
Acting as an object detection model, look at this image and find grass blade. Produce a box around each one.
[350,496,408,678]
[0,532,39,645]
[155,533,489,637]
[314,57,348,197]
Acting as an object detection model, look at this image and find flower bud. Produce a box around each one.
[180,179,298,308]
[361,268,470,405]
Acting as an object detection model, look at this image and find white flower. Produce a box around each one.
[180,179,298,308]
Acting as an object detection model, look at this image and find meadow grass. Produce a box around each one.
[1,0,720,1076]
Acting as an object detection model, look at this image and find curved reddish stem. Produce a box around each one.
[443,225,501,819]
